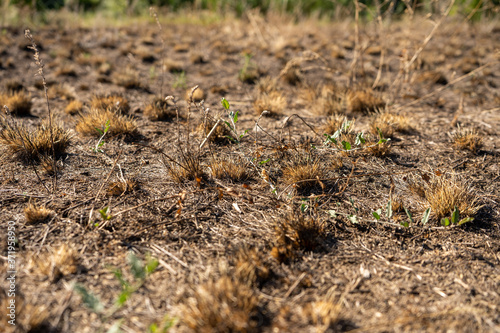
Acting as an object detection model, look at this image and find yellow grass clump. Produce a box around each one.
[253,91,287,117]
[76,107,138,138]
[179,275,260,332]
[0,118,72,162]
[90,94,130,114]
[451,127,483,154]
[347,88,385,114]
[24,203,55,224]
[0,91,32,116]
[424,174,482,221]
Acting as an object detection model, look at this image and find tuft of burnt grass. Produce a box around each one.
[451,127,483,154]
[253,91,286,117]
[282,154,327,195]
[347,88,385,114]
[272,213,326,263]
[144,97,177,121]
[75,107,138,138]
[209,155,252,182]
[163,149,205,183]
[197,116,232,143]
[27,244,79,281]
[0,118,72,163]
[24,203,55,224]
[423,173,483,221]
[179,275,260,332]
[90,94,130,114]
[0,91,32,116]
[65,100,84,115]
[369,111,413,138]
[273,300,341,332]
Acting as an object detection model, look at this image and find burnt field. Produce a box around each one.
[0,11,499,333]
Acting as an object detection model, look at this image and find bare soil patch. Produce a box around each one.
[1,15,499,332]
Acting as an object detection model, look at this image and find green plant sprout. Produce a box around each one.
[323,120,390,153]
[74,252,161,332]
[221,97,248,144]
[440,206,474,226]
[92,120,111,153]
[172,71,186,89]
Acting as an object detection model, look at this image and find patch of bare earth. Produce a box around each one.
[0,14,499,333]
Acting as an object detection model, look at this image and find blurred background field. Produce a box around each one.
[1,0,499,27]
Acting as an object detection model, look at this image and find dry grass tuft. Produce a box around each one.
[164,58,184,73]
[0,295,51,333]
[280,62,302,85]
[209,155,251,182]
[55,63,77,77]
[257,76,279,94]
[179,275,260,332]
[282,156,326,195]
[415,70,448,85]
[423,174,482,221]
[234,246,270,286]
[112,68,143,89]
[370,112,413,138]
[272,213,326,263]
[451,127,483,154]
[27,244,79,281]
[76,107,138,138]
[164,150,205,183]
[64,100,83,115]
[46,83,76,100]
[274,301,341,331]
[0,91,32,116]
[365,134,391,157]
[90,95,130,114]
[302,84,345,116]
[197,116,232,143]
[253,91,287,117]
[4,79,24,93]
[0,118,72,162]
[24,203,55,224]
[106,179,138,196]
[144,97,177,121]
[347,88,385,114]
[321,114,347,135]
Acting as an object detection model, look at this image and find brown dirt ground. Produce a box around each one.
[1,13,500,333]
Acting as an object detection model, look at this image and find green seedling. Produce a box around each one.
[172,71,186,89]
[74,252,160,331]
[92,120,111,153]
[441,206,474,226]
[221,97,248,144]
